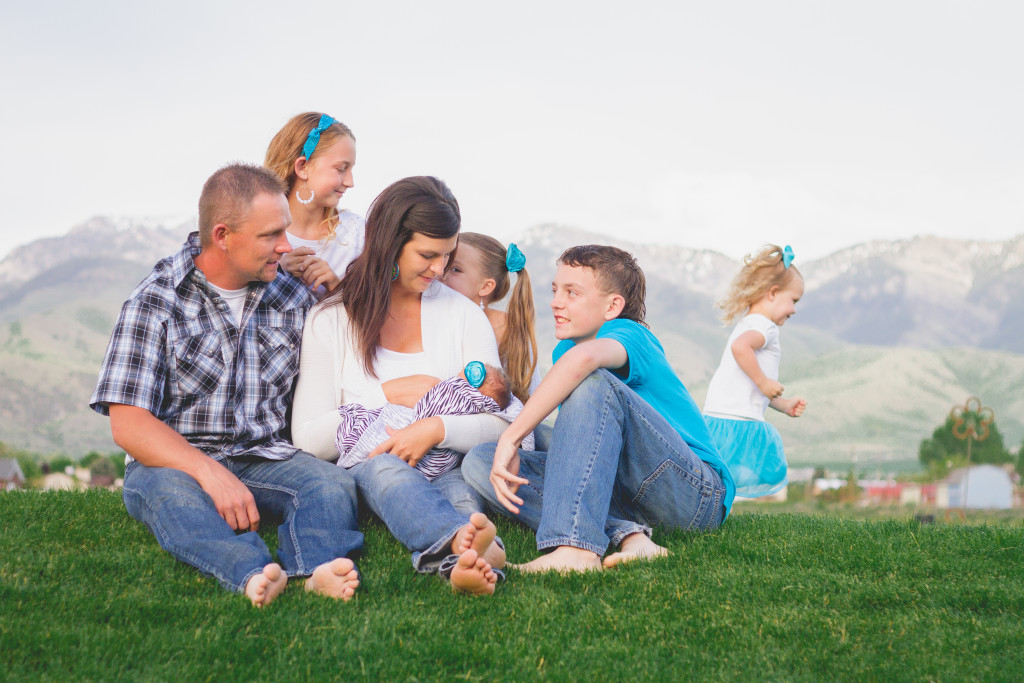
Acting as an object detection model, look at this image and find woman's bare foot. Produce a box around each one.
[451,512,505,568]
[450,548,497,595]
[602,533,669,568]
[513,546,602,574]
[245,563,287,607]
[305,557,359,600]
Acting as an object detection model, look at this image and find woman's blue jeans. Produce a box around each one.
[123,451,364,593]
[463,369,726,555]
[351,455,485,573]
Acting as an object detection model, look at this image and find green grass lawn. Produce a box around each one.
[2,490,1023,681]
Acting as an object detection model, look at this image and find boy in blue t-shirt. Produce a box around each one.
[463,245,735,572]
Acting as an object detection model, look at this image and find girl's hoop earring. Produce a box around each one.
[296,183,315,205]
[391,263,399,282]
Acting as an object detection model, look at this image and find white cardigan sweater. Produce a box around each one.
[291,281,508,460]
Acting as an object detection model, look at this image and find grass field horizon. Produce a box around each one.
[2,490,1022,681]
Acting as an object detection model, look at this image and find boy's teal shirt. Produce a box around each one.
[553,318,736,517]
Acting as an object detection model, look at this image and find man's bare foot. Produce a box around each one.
[245,563,287,607]
[603,532,669,568]
[513,546,602,574]
[451,512,505,568]
[450,548,497,595]
[305,557,359,601]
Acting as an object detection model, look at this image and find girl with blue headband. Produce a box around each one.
[265,112,363,298]
[703,244,807,498]
[443,233,538,403]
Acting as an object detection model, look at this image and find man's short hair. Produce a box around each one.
[558,245,647,326]
[198,163,287,247]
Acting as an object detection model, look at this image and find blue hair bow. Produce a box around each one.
[464,361,486,389]
[302,114,335,160]
[782,245,795,269]
[505,243,526,273]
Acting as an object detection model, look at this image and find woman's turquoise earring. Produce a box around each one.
[391,263,399,281]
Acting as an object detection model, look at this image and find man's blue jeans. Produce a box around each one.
[123,452,364,593]
[463,369,726,555]
[351,455,486,573]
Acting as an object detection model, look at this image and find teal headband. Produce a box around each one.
[302,114,336,160]
[464,361,486,389]
[505,243,526,273]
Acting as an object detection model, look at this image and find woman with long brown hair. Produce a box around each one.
[291,176,508,595]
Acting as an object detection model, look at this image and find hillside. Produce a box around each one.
[0,217,1022,469]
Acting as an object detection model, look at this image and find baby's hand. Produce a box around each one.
[758,378,784,399]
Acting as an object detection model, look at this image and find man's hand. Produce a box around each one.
[194,458,260,531]
[367,417,445,466]
[490,437,528,514]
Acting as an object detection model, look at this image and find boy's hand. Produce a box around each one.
[758,378,784,399]
[491,438,528,514]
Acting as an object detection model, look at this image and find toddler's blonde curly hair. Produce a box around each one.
[716,244,802,325]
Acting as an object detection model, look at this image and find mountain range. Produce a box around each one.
[1,216,1022,470]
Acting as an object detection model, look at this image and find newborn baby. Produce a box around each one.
[336,361,535,480]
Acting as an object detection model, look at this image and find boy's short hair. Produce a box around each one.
[558,245,647,326]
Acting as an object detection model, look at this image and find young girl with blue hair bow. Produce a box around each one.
[443,233,539,403]
[264,112,363,298]
[702,244,807,498]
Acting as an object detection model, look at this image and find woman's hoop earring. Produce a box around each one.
[296,183,315,205]
[391,263,399,282]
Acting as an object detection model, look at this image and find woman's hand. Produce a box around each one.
[490,436,529,514]
[382,375,441,408]
[367,417,445,466]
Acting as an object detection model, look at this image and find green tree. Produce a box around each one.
[1017,437,1024,478]
[80,451,104,468]
[89,457,116,479]
[49,455,75,474]
[919,411,1013,477]
[108,454,126,479]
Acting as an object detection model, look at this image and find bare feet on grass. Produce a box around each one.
[450,548,498,596]
[245,563,287,607]
[513,546,602,574]
[452,512,505,569]
[305,557,360,601]
[602,532,669,568]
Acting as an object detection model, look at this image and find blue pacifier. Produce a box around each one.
[464,361,486,389]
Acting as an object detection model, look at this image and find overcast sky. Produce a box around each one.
[1,1,1021,261]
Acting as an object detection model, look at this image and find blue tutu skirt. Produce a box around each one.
[704,415,787,497]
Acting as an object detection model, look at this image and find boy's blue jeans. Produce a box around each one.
[123,452,364,592]
[463,369,726,555]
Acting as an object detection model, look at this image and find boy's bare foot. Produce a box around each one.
[450,548,497,595]
[603,532,669,568]
[305,557,359,600]
[245,563,287,607]
[452,512,505,568]
[513,546,602,573]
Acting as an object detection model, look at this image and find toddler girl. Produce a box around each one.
[443,233,538,402]
[703,244,807,497]
[265,112,364,298]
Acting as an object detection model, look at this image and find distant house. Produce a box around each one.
[0,458,26,490]
[41,472,81,491]
[945,465,1014,510]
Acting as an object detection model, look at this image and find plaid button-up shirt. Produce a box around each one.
[91,233,315,461]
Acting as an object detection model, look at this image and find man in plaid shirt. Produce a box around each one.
[91,163,362,606]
